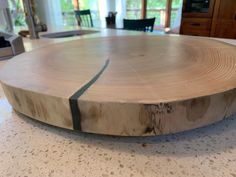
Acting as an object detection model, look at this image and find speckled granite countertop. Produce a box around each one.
[0,29,236,177]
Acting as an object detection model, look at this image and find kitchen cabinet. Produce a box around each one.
[180,0,236,39]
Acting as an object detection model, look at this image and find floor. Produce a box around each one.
[0,31,236,176]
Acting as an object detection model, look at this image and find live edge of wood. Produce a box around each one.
[1,35,236,136]
[2,83,236,136]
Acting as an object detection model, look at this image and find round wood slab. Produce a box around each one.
[1,35,236,136]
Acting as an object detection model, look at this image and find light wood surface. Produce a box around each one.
[1,35,236,136]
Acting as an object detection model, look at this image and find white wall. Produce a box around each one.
[0,0,9,8]
[0,9,6,30]
[115,0,126,28]
[98,0,126,28]
[0,0,13,32]
[0,0,8,30]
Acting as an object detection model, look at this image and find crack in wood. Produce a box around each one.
[69,59,110,130]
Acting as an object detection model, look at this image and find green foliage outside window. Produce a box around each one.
[147,0,167,9]
[14,0,25,26]
[126,0,182,27]
[60,0,99,26]
[126,0,141,19]
[7,0,182,28]
[8,0,26,26]
[172,0,182,8]
[126,0,182,9]
[80,0,99,20]
[60,0,74,12]
[126,0,141,9]
[60,0,75,25]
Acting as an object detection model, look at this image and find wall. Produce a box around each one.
[98,0,126,28]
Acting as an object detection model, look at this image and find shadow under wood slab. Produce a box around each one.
[1,35,236,136]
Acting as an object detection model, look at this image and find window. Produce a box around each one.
[147,0,167,27]
[171,0,182,27]
[79,0,99,26]
[126,0,141,19]
[60,0,76,26]
[126,0,183,29]
[8,0,26,27]
[61,0,100,27]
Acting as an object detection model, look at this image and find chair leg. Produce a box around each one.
[76,16,81,26]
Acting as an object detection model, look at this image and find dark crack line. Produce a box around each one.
[69,59,110,130]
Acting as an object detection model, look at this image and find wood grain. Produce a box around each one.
[210,0,236,39]
[1,35,236,136]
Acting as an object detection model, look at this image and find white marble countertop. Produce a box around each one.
[0,28,236,177]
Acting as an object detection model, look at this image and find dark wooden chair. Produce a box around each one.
[74,9,94,27]
[123,18,155,32]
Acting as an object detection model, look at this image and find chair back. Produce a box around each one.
[74,9,93,27]
[123,18,155,32]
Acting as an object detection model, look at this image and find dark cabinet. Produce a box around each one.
[211,0,236,38]
[182,0,215,18]
[180,0,236,39]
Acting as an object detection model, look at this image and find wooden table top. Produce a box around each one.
[1,35,236,103]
